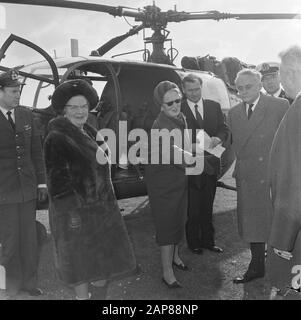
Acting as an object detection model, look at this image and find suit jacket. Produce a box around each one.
[0,106,45,204]
[228,93,289,242]
[181,98,230,188]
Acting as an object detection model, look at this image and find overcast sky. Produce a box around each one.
[1,0,301,68]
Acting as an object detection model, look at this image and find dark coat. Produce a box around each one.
[44,117,136,285]
[0,106,45,204]
[267,95,301,288]
[228,93,289,242]
[181,99,230,188]
[145,111,189,246]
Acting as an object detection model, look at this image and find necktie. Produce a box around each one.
[6,111,15,131]
[247,104,254,120]
[194,104,203,128]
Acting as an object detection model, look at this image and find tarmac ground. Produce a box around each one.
[1,169,300,300]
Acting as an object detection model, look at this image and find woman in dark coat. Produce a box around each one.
[145,81,198,288]
[44,79,136,299]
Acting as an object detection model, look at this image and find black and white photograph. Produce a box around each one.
[0,0,301,305]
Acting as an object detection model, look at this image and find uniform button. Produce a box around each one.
[17,156,21,159]
[259,157,263,161]
[17,167,21,170]
[16,146,20,149]
[259,134,264,138]
[15,134,18,138]
[260,179,265,184]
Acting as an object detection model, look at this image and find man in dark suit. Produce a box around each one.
[0,69,47,297]
[257,62,293,104]
[181,74,230,254]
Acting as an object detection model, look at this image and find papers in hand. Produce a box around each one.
[196,130,225,159]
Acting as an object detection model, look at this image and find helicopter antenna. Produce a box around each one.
[53,49,57,59]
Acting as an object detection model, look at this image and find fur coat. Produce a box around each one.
[44,116,136,285]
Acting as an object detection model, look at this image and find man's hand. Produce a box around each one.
[37,187,48,203]
[273,248,293,260]
[209,136,222,149]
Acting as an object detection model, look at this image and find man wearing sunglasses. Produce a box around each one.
[181,74,230,255]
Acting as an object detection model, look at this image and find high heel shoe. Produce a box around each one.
[172,261,189,271]
[162,278,182,289]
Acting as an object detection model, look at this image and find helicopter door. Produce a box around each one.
[0,33,60,88]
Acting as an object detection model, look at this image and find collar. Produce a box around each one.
[245,94,260,110]
[0,105,14,117]
[187,98,203,117]
[267,87,282,97]
[296,90,301,99]
[187,98,203,108]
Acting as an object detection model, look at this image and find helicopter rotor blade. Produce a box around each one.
[91,24,145,57]
[166,11,301,22]
[0,0,144,19]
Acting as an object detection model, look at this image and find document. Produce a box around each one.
[196,130,225,159]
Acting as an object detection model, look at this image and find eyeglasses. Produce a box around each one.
[164,98,181,107]
[65,104,89,111]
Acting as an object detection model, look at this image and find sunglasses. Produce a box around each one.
[164,98,181,107]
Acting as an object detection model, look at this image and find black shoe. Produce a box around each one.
[172,261,189,271]
[23,288,43,296]
[189,247,203,255]
[162,278,182,289]
[233,272,264,284]
[203,245,223,253]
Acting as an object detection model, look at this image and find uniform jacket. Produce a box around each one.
[0,105,45,204]
[268,95,301,274]
[44,117,136,285]
[228,93,289,242]
[278,89,294,104]
[181,99,230,188]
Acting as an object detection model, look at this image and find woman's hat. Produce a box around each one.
[153,80,180,107]
[51,79,99,114]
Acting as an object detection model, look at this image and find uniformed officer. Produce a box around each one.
[0,69,47,297]
[256,62,293,103]
[228,68,289,284]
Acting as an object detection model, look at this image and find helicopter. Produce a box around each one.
[0,0,300,201]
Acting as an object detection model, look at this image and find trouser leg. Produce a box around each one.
[0,204,22,294]
[19,200,38,290]
[199,175,217,247]
[248,242,266,275]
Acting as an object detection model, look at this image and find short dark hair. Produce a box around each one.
[182,74,203,88]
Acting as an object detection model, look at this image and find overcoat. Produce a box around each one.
[145,111,189,246]
[228,93,288,242]
[267,95,301,289]
[44,117,136,285]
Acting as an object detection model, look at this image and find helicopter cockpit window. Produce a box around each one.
[19,65,66,109]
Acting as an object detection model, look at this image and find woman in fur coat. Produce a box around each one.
[44,79,136,300]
